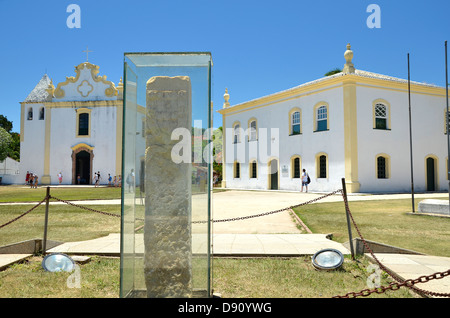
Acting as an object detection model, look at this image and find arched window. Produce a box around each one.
[292,111,301,135]
[27,107,33,120]
[375,154,390,179]
[248,119,257,141]
[249,160,257,178]
[233,122,241,143]
[316,153,328,178]
[373,99,391,130]
[76,108,92,137]
[291,156,301,178]
[316,106,328,131]
[234,161,241,179]
[39,107,45,120]
[374,103,387,129]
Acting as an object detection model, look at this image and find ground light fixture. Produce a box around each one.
[311,248,344,270]
[42,253,75,272]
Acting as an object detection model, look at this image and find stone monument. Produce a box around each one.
[144,76,193,298]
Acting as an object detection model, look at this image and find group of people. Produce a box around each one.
[93,171,121,188]
[25,171,39,188]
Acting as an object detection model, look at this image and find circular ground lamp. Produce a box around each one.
[42,253,75,272]
[312,248,344,270]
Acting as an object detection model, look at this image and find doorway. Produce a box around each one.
[76,151,91,184]
[426,157,437,191]
[269,159,278,190]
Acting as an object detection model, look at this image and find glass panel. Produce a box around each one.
[120,53,212,298]
[292,124,301,135]
[375,118,387,130]
[317,119,327,132]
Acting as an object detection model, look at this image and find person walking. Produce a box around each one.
[58,172,63,185]
[301,169,310,193]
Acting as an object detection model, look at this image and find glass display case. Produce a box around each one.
[120,53,213,298]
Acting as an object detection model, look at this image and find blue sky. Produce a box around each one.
[0,0,449,133]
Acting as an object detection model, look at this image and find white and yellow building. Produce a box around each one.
[218,44,449,193]
[19,61,123,185]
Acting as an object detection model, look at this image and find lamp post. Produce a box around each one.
[407,53,415,212]
[445,41,449,212]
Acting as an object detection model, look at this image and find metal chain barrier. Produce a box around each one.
[48,195,121,219]
[193,189,343,224]
[2,188,449,298]
[0,196,48,229]
[334,190,450,298]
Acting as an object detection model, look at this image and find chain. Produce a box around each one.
[0,196,48,229]
[48,195,121,219]
[193,189,343,224]
[334,191,450,298]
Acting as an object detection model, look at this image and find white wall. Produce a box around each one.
[224,86,345,192]
[356,85,448,192]
[19,103,46,182]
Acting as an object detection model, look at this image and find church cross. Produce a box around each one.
[83,46,93,62]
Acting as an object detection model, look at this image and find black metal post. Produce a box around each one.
[341,178,355,259]
[445,41,449,213]
[42,186,50,254]
[408,54,415,212]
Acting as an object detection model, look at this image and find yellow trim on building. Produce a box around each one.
[75,108,92,138]
[372,98,391,130]
[290,155,301,179]
[342,81,360,193]
[249,158,258,179]
[375,153,391,179]
[288,107,302,135]
[41,106,52,185]
[54,62,118,99]
[315,152,329,179]
[313,101,329,131]
[71,142,94,152]
[218,74,447,117]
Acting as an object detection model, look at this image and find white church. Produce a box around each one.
[219,44,449,193]
[19,60,123,185]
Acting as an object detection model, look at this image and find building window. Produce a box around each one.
[292,111,301,135]
[292,156,301,178]
[374,103,388,129]
[39,107,45,120]
[233,123,241,143]
[78,113,89,136]
[314,103,329,132]
[249,120,257,141]
[27,107,33,120]
[234,161,241,179]
[377,156,387,179]
[250,160,257,178]
[316,153,328,178]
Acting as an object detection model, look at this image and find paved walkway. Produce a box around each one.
[1,189,449,296]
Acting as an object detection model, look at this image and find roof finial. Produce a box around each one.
[223,88,230,108]
[343,43,355,74]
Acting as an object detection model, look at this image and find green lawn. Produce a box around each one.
[0,185,122,202]
[0,186,446,298]
[293,198,450,257]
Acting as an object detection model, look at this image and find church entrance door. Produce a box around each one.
[71,144,94,185]
[76,151,91,184]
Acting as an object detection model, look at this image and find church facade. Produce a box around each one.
[218,44,449,193]
[20,61,123,185]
